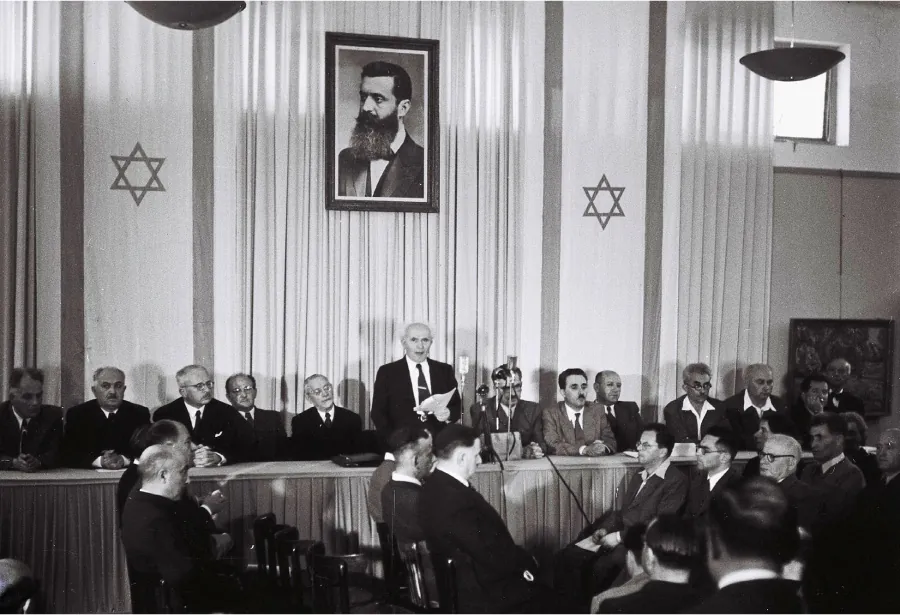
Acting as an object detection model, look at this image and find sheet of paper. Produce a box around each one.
[575,536,602,552]
[619,450,639,458]
[415,390,455,414]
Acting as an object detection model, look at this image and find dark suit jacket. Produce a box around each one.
[291,406,362,460]
[0,401,64,469]
[371,358,461,442]
[800,456,865,525]
[337,133,425,198]
[789,399,816,449]
[598,401,643,451]
[382,479,425,543]
[848,447,882,488]
[241,407,287,461]
[542,402,617,456]
[827,389,865,415]
[62,399,150,467]
[779,474,827,534]
[153,398,252,464]
[685,466,742,521]
[419,469,547,613]
[689,579,803,613]
[595,461,688,535]
[662,395,726,443]
[469,399,545,450]
[367,457,396,523]
[722,390,788,450]
[604,580,705,614]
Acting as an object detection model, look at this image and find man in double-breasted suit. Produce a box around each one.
[554,423,687,608]
[543,368,616,457]
[594,370,644,451]
[153,364,253,466]
[469,364,545,458]
[663,363,726,443]
[0,368,63,471]
[291,374,362,460]
[62,366,150,468]
[371,323,461,446]
[224,373,287,461]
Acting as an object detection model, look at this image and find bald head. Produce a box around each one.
[825,358,852,390]
[594,370,622,405]
[761,434,801,482]
[744,363,774,407]
[138,444,191,500]
[402,322,433,363]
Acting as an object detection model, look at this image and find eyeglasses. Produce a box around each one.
[697,446,723,455]
[310,384,333,396]
[760,452,795,462]
[229,386,256,394]
[636,441,659,450]
[686,382,712,391]
[184,381,214,391]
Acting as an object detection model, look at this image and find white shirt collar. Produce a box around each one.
[821,452,845,474]
[564,403,587,425]
[707,466,730,491]
[184,400,205,414]
[743,390,776,416]
[12,412,25,429]
[718,568,779,589]
[406,355,427,370]
[390,124,407,154]
[390,471,422,486]
[405,356,431,406]
[681,396,716,414]
[384,452,395,461]
[239,406,256,420]
[436,466,469,487]
[317,406,336,422]
[641,457,671,482]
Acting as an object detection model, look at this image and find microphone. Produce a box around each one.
[506,355,518,371]
[545,455,592,528]
[457,356,470,377]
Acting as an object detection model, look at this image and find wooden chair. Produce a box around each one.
[431,554,459,615]
[375,521,408,604]
[309,553,351,613]
[281,534,325,607]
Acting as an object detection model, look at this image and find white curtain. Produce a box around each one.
[654,1,774,411]
[212,1,544,426]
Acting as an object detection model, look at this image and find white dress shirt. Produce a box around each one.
[390,471,422,486]
[184,400,206,429]
[681,396,717,440]
[821,452,845,474]
[718,568,779,589]
[435,466,469,487]
[707,466,729,492]
[743,390,776,417]
[406,356,433,407]
[316,406,336,424]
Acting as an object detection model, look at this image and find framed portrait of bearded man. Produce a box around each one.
[326,32,440,213]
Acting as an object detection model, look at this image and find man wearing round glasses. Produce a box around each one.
[292,374,362,460]
[225,373,286,461]
[760,433,824,534]
[662,363,726,444]
[469,364,545,459]
[154,364,252,467]
[686,426,742,521]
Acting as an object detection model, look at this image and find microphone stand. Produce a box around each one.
[476,385,503,470]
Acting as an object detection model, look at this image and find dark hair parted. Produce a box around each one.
[433,424,480,460]
[9,367,44,389]
[388,425,431,456]
[800,372,830,393]
[641,423,675,458]
[645,514,700,570]
[361,61,412,102]
[558,368,587,390]
[705,425,739,459]
[760,413,796,439]
[810,411,847,437]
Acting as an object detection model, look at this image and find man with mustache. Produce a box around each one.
[62,366,150,468]
[542,368,616,456]
[337,61,425,199]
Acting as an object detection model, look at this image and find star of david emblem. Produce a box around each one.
[583,174,625,230]
[110,142,166,206]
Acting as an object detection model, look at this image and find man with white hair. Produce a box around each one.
[824,358,865,415]
[292,374,362,460]
[371,323,461,445]
[62,366,150,468]
[662,363,726,443]
[760,433,825,534]
[722,363,788,450]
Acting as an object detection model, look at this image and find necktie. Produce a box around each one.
[416,364,431,404]
[574,413,585,441]
[497,405,509,430]
[325,412,332,427]
[19,419,29,455]
[194,410,203,433]
[244,410,254,427]
[606,406,617,431]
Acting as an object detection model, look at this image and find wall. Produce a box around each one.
[774,1,900,173]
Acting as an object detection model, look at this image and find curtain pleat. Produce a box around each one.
[213,1,541,426]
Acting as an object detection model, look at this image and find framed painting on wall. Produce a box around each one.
[325,32,440,213]
[788,318,894,417]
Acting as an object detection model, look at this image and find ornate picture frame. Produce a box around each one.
[325,32,440,213]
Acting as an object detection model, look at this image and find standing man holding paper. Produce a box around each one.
[371,323,461,445]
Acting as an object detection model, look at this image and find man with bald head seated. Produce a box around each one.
[593,370,643,451]
[0,368,63,472]
[225,372,287,461]
[824,357,865,415]
[371,323,461,444]
[0,559,38,614]
[154,364,253,466]
[662,363,726,443]
[62,366,150,469]
[689,478,804,613]
[722,363,788,450]
[469,364,545,458]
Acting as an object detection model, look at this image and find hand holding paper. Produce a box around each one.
[415,390,455,422]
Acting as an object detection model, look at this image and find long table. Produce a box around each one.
[0,453,754,613]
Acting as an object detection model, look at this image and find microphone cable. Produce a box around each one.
[545,454,592,528]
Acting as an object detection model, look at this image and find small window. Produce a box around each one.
[773,43,839,143]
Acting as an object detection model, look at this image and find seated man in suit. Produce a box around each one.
[154,364,253,466]
[790,372,829,449]
[469,364,544,459]
[690,478,803,613]
[722,363,788,450]
[593,370,643,451]
[367,453,396,523]
[382,425,433,543]
[555,423,687,608]
[122,444,235,612]
[0,368,63,472]
[291,374,362,460]
[742,413,796,478]
[824,358,865,414]
[686,426,742,522]
[801,412,866,526]
[543,368,616,456]
[760,434,825,534]
[663,363,726,444]
[0,558,38,614]
[371,322,461,445]
[62,366,150,469]
[224,372,287,461]
[602,515,706,614]
[840,411,881,486]
[419,424,562,613]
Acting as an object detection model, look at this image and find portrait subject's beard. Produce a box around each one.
[348,110,399,161]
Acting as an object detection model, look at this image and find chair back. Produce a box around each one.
[431,554,459,615]
[396,540,440,610]
[252,513,277,576]
[309,553,351,613]
[273,526,299,588]
[126,566,184,614]
[376,521,407,602]
[287,539,325,607]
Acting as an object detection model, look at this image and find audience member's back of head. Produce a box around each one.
[764,414,796,439]
[388,425,431,457]
[0,559,37,614]
[645,514,700,572]
[137,444,189,487]
[130,419,185,458]
[705,426,739,460]
[810,411,846,436]
[708,477,799,567]
[433,424,479,459]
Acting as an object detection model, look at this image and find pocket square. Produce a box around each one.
[214,431,224,438]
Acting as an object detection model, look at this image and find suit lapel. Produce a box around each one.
[558,403,575,441]
[399,360,416,404]
[631,474,663,508]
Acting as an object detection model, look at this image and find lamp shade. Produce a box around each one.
[740,46,845,82]
[126,1,246,30]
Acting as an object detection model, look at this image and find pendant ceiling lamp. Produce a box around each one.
[740,2,845,82]
[126,1,246,31]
